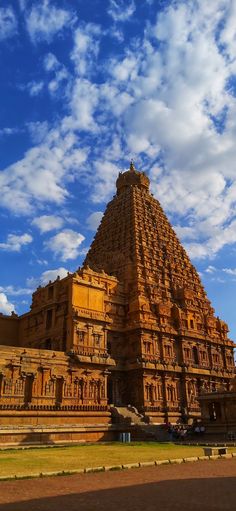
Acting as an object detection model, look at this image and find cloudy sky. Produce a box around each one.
[0,0,236,340]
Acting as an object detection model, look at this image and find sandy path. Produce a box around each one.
[0,458,236,511]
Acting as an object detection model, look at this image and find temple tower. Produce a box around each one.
[84,163,235,422]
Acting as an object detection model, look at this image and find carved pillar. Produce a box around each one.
[76,378,84,404]
[159,334,164,363]
[179,372,188,416]
[103,327,107,352]
[207,343,213,369]
[162,374,168,419]
[86,324,93,350]
[221,346,227,369]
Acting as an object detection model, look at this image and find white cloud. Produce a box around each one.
[0,128,88,214]
[0,293,15,315]
[0,24,98,217]
[40,267,69,284]
[18,0,28,12]
[98,0,236,260]
[48,69,68,94]
[27,81,44,97]
[44,229,85,261]
[91,161,122,203]
[223,268,236,276]
[185,217,236,259]
[25,0,75,43]
[0,127,19,137]
[27,267,69,288]
[108,0,136,22]
[36,258,48,266]
[173,225,196,241]
[100,83,134,117]
[70,78,99,132]
[2,1,236,266]
[205,265,217,274]
[71,24,101,77]
[110,54,138,82]
[0,285,32,296]
[0,7,17,41]
[210,277,226,284]
[31,215,64,233]
[43,53,69,93]
[0,233,33,252]
[109,27,124,43]
[44,53,60,71]
[219,1,236,61]
[184,243,209,260]
[27,121,49,144]
[86,211,103,231]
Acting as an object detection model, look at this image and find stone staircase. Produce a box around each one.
[110,405,146,424]
[110,405,168,441]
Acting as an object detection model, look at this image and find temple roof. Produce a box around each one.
[116,161,150,195]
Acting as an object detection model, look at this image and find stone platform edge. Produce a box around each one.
[1,452,236,482]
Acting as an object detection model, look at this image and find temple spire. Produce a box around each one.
[116,161,150,195]
[130,160,135,172]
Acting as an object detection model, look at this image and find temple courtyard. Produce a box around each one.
[0,457,235,511]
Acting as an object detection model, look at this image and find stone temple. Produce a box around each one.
[0,162,235,444]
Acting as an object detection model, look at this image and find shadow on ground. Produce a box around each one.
[0,476,235,511]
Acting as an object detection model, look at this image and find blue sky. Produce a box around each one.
[0,0,236,341]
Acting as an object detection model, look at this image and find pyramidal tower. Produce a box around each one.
[84,162,235,422]
[0,162,234,436]
[85,161,211,310]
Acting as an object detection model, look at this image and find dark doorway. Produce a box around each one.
[55,378,63,405]
[24,375,33,405]
[193,346,199,365]
[107,378,113,404]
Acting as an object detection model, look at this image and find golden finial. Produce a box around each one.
[130,160,135,172]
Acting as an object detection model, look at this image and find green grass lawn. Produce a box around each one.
[0,442,235,478]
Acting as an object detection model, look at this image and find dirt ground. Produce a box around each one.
[0,458,236,511]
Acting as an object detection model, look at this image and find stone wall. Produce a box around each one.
[0,314,19,346]
[0,164,235,435]
[199,390,236,435]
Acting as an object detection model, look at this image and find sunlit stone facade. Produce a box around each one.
[0,163,235,442]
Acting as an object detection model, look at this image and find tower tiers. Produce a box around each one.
[84,162,211,313]
[83,162,235,422]
[0,162,234,430]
